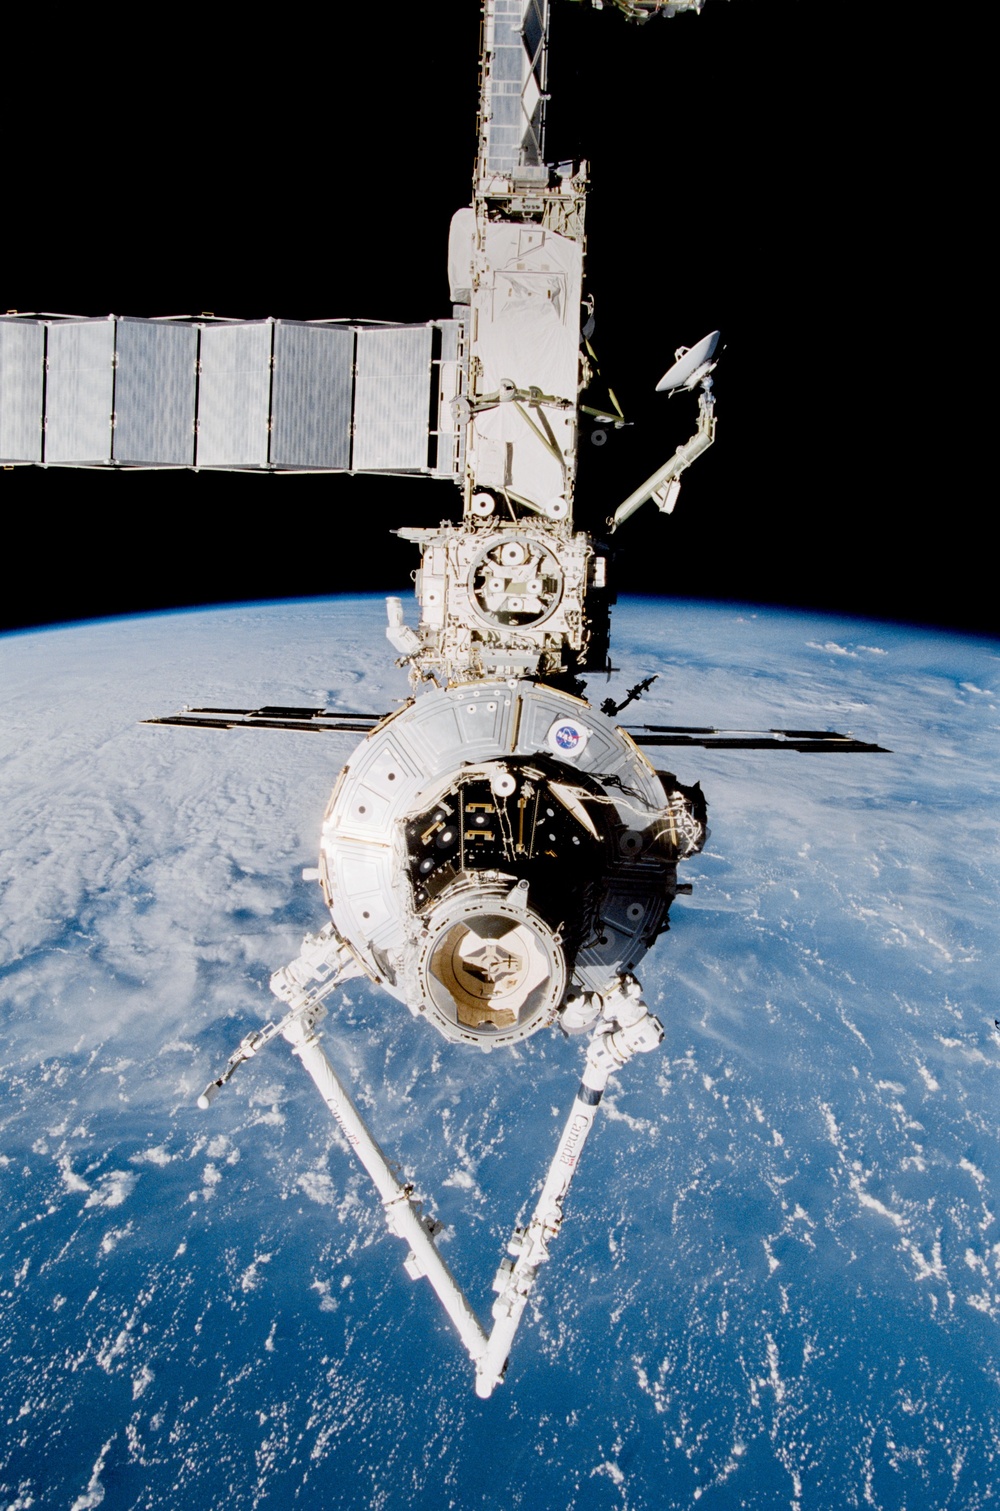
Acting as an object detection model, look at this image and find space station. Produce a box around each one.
[0,0,885,1398]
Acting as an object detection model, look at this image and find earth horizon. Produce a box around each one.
[1,594,997,1510]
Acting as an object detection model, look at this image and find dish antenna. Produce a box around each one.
[655,329,721,392]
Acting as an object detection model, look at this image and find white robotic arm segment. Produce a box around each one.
[196,926,363,1108]
[609,378,717,532]
[269,923,364,1006]
[582,997,664,1088]
[475,974,664,1397]
[385,596,422,658]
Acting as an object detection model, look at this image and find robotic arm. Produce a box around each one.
[609,330,720,532]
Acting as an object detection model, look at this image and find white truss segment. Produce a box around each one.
[467,221,582,513]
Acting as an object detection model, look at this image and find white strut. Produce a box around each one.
[476,977,663,1396]
[280,1004,490,1368]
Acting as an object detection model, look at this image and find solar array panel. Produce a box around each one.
[0,315,455,475]
[270,322,354,471]
[478,0,549,185]
[116,319,199,466]
[44,320,115,464]
[353,325,434,472]
[0,320,44,462]
[197,322,272,469]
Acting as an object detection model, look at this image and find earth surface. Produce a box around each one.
[1,595,998,1510]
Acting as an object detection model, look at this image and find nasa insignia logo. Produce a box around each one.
[547,717,589,759]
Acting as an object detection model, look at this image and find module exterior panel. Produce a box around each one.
[114,319,197,466]
[352,325,433,472]
[196,322,272,468]
[270,323,354,470]
[0,319,45,462]
[44,320,115,464]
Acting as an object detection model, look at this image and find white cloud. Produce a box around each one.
[84,1171,137,1209]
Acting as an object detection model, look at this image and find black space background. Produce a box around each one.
[3,3,986,638]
